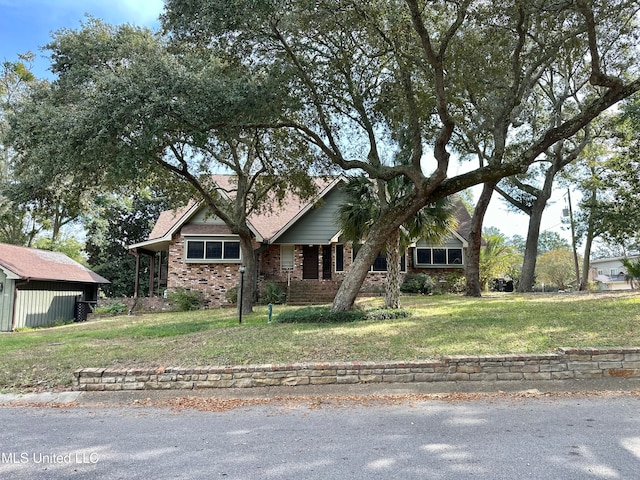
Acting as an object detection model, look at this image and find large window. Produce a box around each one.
[185,238,241,262]
[415,247,463,266]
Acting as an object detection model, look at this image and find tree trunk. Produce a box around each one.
[385,229,401,309]
[238,233,256,315]
[580,186,598,291]
[332,217,399,312]
[518,199,546,292]
[465,182,496,297]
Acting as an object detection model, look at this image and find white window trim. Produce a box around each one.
[414,247,464,267]
[184,236,242,263]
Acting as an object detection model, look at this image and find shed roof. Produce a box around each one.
[0,243,110,284]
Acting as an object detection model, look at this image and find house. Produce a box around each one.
[128,176,472,306]
[0,243,110,331]
[588,255,639,291]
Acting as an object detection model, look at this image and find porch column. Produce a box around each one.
[148,253,156,297]
[133,250,141,299]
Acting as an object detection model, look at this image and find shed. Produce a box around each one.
[0,243,110,331]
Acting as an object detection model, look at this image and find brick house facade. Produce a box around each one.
[129,176,471,307]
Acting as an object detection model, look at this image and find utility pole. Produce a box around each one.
[566,189,581,289]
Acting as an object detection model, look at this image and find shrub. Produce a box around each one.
[260,283,286,304]
[94,301,127,316]
[401,273,435,295]
[366,308,411,321]
[276,306,366,323]
[166,288,205,311]
[444,273,466,294]
[225,286,238,305]
[276,306,411,323]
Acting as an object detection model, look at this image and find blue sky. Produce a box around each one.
[0,0,165,78]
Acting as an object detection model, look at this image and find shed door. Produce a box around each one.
[303,245,319,280]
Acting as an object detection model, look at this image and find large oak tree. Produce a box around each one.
[163,0,640,310]
[8,20,319,314]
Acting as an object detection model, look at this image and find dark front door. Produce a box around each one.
[303,245,319,279]
[322,245,332,280]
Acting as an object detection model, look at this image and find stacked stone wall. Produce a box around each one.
[75,347,640,391]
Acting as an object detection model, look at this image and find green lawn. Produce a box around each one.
[1,292,639,392]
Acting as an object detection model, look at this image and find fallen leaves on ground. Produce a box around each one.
[2,389,639,411]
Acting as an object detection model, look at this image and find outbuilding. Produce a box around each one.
[0,243,110,331]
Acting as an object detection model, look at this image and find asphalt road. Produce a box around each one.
[1,392,639,479]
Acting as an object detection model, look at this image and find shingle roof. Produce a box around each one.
[145,175,334,243]
[0,243,110,284]
[141,176,472,247]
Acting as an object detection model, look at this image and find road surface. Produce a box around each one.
[1,392,639,479]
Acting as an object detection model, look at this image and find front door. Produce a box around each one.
[302,245,319,280]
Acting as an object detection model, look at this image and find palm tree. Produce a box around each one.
[479,229,521,291]
[621,258,640,289]
[337,176,457,308]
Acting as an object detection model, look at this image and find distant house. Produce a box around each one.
[0,243,110,331]
[588,255,639,291]
[129,176,472,306]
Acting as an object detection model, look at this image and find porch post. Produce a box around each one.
[133,250,140,299]
[148,252,156,297]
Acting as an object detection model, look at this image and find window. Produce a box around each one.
[610,268,618,276]
[415,247,464,267]
[335,245,344,272]
[433,248,446,264]
[281,245,294,271]
[448,249,463,264]
[372,253,387,271]
[185,238,241,262]
[352,244,405,272]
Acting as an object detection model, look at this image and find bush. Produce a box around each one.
[366,308,411,321]
[276,306,411,323]
[166,288,205,311]
[443,273,466,294]
[276,306,366,323]
[225,286,238,305]
[93,301,127,316]
[260,283,286,304]
[401,273,435,295]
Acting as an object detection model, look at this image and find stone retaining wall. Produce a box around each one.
[74,347,640,391]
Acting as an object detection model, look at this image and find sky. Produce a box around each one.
[0,0,572,243]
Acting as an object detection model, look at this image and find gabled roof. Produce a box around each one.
[0,243,110,284]
[452,196,473,246]
[133,175,473,251]
[132,175,339,250]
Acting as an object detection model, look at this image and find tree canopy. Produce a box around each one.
[7,1,640,310]
[162,0,640,310]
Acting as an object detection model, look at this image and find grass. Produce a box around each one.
[1,292,639,392]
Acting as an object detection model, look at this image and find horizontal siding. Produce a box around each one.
[416,235,463,248]
[14,282,83,329]
[276,189,345,245]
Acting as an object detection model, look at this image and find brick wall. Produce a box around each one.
[74,347,640,391]
[168,233,244,308]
